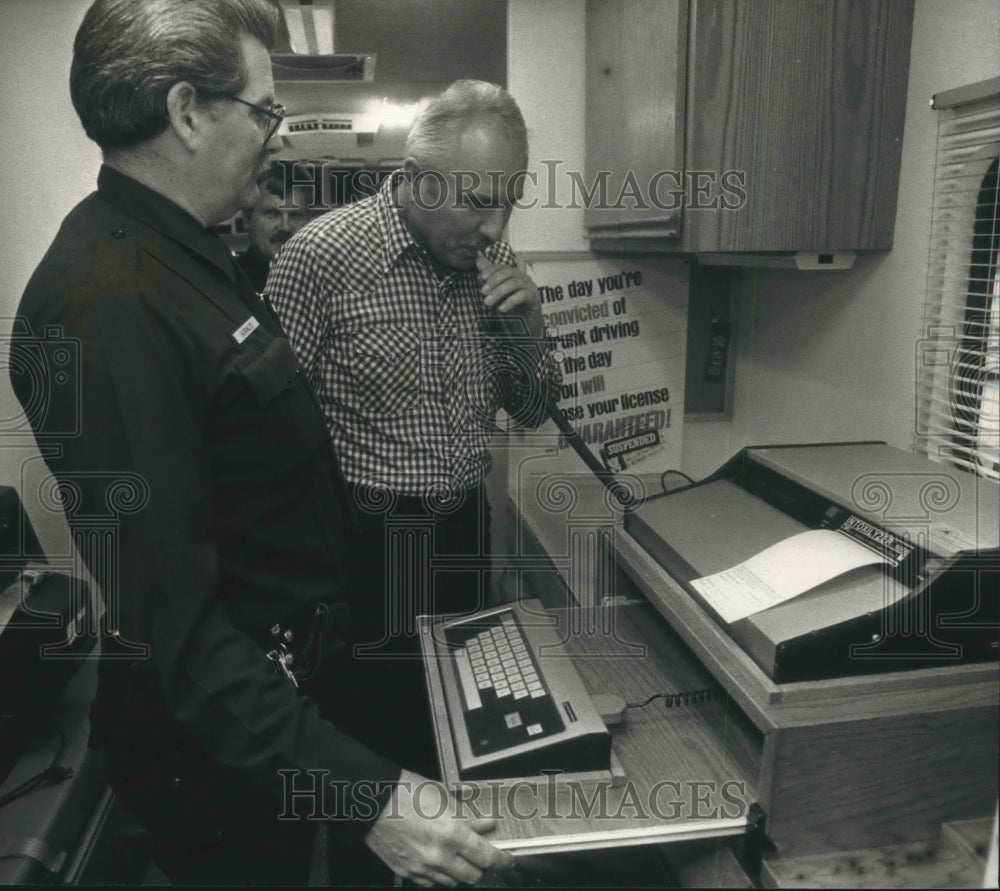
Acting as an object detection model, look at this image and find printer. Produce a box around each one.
[624,442,999,683]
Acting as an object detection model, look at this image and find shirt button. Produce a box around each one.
[111,228,127,239]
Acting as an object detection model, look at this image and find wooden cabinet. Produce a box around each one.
[584,0,914,254]
[502,489,998,866]
[584,0,688,239]
[612,532,999,859]
[503,436,999,865]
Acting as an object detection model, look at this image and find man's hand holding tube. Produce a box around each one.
[364,769,516,887]
[476,251,559,428]
[477,252,545,341]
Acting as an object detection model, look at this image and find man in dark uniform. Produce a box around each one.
[9,0,512,885]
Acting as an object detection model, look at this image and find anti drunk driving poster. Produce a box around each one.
[527,255,688,475]
[505,255,688,604]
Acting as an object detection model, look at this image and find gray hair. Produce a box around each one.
[71,0,285,151]
[405,79,528,170]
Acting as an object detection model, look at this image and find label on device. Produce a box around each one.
[837,514,913,565]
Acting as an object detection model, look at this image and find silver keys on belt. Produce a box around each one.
[267,624,298,687]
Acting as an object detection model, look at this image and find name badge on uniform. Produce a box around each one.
[232,316,260,344]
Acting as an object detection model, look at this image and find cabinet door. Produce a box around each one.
[584,0,688,238]
[683,0,912,253]
[584,0,913,254]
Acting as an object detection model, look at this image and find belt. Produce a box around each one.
[352,481,484,517]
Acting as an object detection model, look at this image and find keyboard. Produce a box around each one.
[427,599,612,781]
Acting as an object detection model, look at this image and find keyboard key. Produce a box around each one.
[455,649,482,710]
[440,604,614,778]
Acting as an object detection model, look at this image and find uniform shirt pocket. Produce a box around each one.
[227,335,328,469]
[346,326,421,416]
[238,335,299,405]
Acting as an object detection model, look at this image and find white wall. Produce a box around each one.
[0,0,100,555]
[682,0,1000,479]
[0,0,100,311]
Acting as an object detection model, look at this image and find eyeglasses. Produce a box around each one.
[229,96,286,143]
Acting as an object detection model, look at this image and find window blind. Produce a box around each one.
[917,78,1000,481]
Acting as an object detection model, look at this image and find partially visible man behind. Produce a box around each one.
[268,79,556,772]
[9,1,512,886]
[235,161,312,292]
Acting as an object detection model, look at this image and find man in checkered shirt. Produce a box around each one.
[267,79,556,773]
